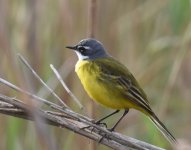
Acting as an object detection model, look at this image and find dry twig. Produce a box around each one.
[17,54,68,108]
[50,64,83,109]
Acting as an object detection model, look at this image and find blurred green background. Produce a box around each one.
[0,0,191,150]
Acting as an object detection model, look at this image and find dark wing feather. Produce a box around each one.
[95,57,152,113]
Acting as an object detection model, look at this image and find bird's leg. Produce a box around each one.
[108,109,129,132]
[98,109,129,143]
[80,110,120,131]
[95,110,120,126]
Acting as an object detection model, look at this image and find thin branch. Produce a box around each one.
[88,0,97,38]
[37,59,74,99]
[50,64,83,109]
[17,54,68,108]
[0,94,165,150]
[87,0,97,149]
[0,77,65,112]
[0,78,91,122]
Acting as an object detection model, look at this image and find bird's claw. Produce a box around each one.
[80,120,108,133]
[94,120,107,128]
[98,128,114,143]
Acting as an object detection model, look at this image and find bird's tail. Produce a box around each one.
[149,112,177,145]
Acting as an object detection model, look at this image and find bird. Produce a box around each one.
[66,38,177,145]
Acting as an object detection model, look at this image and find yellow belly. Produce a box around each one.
[75,60,136,109]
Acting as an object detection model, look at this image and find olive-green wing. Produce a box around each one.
[95,57,152,113]
[94,58,177,144]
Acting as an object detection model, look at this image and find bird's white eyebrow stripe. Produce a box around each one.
[79,39,85,43]
[83,46,91,49]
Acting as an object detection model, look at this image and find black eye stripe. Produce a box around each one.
[78,46,86,53]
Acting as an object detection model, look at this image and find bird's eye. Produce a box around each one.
[78,46,86,54]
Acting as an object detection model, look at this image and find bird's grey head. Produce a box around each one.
[66,38,109,60]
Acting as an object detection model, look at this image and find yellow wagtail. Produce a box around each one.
[66,38,176,145]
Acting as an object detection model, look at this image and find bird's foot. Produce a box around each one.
[98,128,114,143]
[94,120,107,128]
[80,120,107,132]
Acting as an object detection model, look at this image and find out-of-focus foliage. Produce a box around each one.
[0,0,191,150]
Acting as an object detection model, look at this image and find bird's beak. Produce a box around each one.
[65,45,77,50]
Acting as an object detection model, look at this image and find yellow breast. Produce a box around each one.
[75,60,134,109]
[75,60,104,103]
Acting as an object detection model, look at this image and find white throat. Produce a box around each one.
[75,51,89,60]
